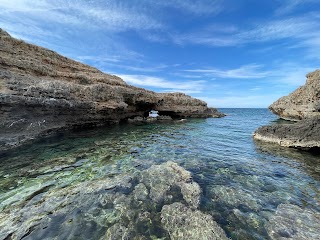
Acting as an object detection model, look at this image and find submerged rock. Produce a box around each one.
[254,70,320,150]
[139,161,201,209]
[161,202,228,240]
[0,29,224,152]
[0,161,226,240]
[210,185,261,211]
[266,204,320,240]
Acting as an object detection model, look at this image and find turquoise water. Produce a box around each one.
[0,108,319,239]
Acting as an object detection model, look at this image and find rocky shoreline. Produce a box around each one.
[254,70,320,151]
[0,29,224,152]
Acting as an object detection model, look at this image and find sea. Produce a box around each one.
[0,108,319,239]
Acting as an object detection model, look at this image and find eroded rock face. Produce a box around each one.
[0,161,227,240]
[254,70,320,150]
[0,29,224,151]
[269,70,320,121]
[266,204,320,240]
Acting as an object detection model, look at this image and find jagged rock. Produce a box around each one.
[254,70,320,150]
[269,70,320,121]
[0,29,224,152]
[266,204,320,240]
[161,202,228,240]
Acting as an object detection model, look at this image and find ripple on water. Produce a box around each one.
[0,109,319,240]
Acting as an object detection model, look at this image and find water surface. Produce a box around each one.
[0,108,319,239]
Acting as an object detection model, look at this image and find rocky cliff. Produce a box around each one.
[269,70,320,121]
[254,70,320,150]
[0,29,224,151]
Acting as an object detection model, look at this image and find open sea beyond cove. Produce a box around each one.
[0,108,319,239]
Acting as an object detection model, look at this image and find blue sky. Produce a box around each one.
[1,0,320,107]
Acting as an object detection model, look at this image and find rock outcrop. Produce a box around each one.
[254,117,320,150]
[0,29,224,151]
[269,70,320,121]
[254,70,320,150]
[0,161,227,240]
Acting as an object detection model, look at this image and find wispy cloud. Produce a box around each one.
[275,0,320,15]
[184,62,316,87]
[268,64,316,86]
[152,0,224,15]
[237,17,317,42]
[0,0,163,32]
[118,74,206,94]
[171,14,320,59]
[199,94,284,108]
[185,64,269,79]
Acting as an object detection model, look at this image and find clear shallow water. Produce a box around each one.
[0,108,319,239]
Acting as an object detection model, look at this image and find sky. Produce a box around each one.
[0,0,320,108]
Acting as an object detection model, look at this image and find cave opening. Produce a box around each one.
[157,111,182,119]
[135,101,156,118]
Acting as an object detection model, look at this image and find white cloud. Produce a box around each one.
[172,14,320,59]
[118,74,206,94]
[275,0,320,15]
[237,17,317,42]
[199,94,283,108]
[151,0,224,15]
[0,0,163,33]
[185,64,269,79]
[268,64,315,86]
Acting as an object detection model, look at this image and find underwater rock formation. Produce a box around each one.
[161,202,228,240]
[0,161,227,240]
[0,28,224,151]
[266,204,320,240]
[254,70,320,150]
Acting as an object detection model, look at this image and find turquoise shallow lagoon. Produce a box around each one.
[0,108,319,239]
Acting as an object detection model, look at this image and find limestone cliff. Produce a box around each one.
[254,70,320,150]
[0,29,224,151]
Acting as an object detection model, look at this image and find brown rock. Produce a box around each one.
[254,117,320,150]
[0,29,224,151]
[254,70,320,150]
[269,70,320,121]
